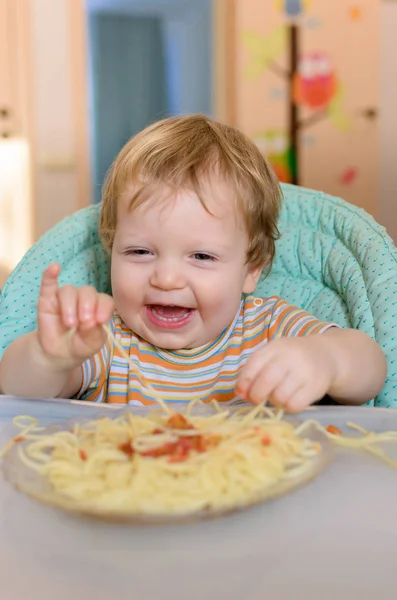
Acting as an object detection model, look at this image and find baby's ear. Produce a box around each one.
[242,263,265,294]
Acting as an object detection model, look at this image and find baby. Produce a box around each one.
[0,115,387,411]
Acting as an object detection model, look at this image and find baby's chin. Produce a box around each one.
[139,331,202,351]
[135,326,216,351]
[118,312,221,350]
[118,315,195,350]
[121,322,194,350]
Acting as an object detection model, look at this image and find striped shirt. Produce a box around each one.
[78,295,335,405]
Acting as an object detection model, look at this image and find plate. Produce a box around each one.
[1,408,332,524]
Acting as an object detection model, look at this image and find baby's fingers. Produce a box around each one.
[236,350,271,399]
[237,348,288,404]
[76,286,99,329]
[38,264,61,314]
[57,286,113,331]
[268,377,305,410]
[245,360,288,405]
[78,289,114,329]
[40,263,61,296]
[57,285,79,327]
[95,293,114,325]
[283,386,313,413]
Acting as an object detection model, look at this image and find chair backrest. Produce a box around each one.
[1,183,397,407]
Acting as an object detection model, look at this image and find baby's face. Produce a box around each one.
[110,178,261,349]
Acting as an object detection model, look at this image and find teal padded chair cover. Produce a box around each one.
[1,183,397,407]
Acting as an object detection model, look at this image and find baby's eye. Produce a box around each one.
[124,248,152,256]
[192,253,216,262]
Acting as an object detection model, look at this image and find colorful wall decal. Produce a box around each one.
[234,0,379,215]
[349,5,363,21]
[274,0,311,20]
[254,130,294,183]
[340,167,358,186]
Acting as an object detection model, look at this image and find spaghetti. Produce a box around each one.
[2,325,396,520]
[1,403,325,518]
[102,323,397,470]
[296,419,397,468]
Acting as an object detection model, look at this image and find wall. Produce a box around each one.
[88,14,168,204]
[86,0,212,203]
[233,0,380,217]
[380,0,397,241]
[86,0,212,118]
[162,0,212,116]
[0,0,33,280]
[28,0,89,239]
[22,0,212,244]
[13,0,397,246]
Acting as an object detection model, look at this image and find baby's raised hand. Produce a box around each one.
[236,335,335,412]
[37,264,114,368]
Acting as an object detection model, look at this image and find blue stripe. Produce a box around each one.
[108,386,235,397]
[107,375,237,390]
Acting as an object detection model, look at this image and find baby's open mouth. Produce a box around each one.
[145,305,196,329]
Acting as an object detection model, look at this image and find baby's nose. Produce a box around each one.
[150,260,186,290]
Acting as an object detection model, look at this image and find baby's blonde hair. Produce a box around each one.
[100,114,281,269]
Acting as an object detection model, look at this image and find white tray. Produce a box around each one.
[0,396,396,600]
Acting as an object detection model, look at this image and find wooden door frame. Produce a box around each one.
[212,0,237,125]
[69,0,92,210]
[8,0,35,248]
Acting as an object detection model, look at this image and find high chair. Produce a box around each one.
[1,183,396,407]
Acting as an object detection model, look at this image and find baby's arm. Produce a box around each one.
[0,331,83,398]
[237,328,387,412]
[0,264,114,399]
[316,327,387,405]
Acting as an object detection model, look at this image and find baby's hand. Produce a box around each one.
[236,335,335,412]
[37,264,114,369]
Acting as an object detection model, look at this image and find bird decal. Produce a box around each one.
[275,0,310,18]
[293,52,338,110]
